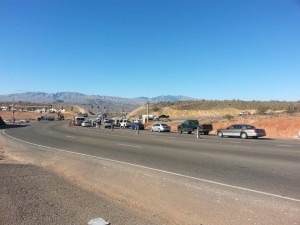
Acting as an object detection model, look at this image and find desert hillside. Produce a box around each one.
[127,100,300,119]
[1,100,300,139]
[127,100,300,139]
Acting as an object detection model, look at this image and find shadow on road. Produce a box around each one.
[0,124,29,130]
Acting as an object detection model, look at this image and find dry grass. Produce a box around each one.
[127,100,300,119]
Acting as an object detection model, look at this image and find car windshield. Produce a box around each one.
[161,124,168,127]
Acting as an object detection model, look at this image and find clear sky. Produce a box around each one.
[0,0,299,101]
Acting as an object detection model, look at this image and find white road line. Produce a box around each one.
[3,129,300,203]
[117,143,143,148]
[277,145,293,147]
[66,135,76,139]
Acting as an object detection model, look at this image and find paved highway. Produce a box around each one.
[4,121,300,200]
[2,121,300,224]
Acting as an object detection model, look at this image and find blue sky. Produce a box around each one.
[0,0,299,101]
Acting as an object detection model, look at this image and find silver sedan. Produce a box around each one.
[151,123,171,132]
[81,120,93,127]
[216,124,266,139]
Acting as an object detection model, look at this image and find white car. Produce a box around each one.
[120,119,131,128]
[151,123,171,132]
[81,120,93,127]
[19,119,29,123]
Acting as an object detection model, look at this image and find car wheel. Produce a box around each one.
[217,131,223,137]
[178,128,182,134]
[241,132,248,139]
[188,131,192,134]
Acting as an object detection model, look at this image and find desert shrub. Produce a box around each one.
[152,105,160,112]
[223,114,234,121]
[285,104,300,114]
[256,106,269,115]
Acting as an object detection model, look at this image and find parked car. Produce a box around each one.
[154,115,170,121]
[104,119,114,128]
[19,119,30,123]
[216,124,266,139]
[120,119,131,128]
[131,122,144,130]
[73,116,85,126]
[151,123,171,132]
[113,119,120,127]
[81,120,93,127]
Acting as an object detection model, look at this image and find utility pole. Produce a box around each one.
[146,102,149,123]
[11,98,15,123]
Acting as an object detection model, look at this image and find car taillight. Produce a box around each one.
[254,129,257,133]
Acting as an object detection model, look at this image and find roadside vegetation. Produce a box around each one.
[128,100,300,119]
[152,100,300,113]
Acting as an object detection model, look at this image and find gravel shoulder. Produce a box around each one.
[0,145,166,225]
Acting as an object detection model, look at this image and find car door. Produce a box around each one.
[232,125,242,137]
[182,121,189,132]
[225,125,235,136]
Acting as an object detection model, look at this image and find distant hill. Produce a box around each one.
[0,92,196,112]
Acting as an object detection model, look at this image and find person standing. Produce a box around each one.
[97,119,101,130]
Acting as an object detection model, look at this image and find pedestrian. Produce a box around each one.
[69,119,73,127]
[97,119,101,130]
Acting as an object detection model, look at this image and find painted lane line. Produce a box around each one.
[66,135,76,139]
[277,145,293,147]
[117,143,143,148]
[3,129,300,203]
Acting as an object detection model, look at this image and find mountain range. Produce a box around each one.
[0,92,196,112]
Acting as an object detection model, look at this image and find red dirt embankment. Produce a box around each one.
[210,115,300,139]
[145,115,300,139]
[0,111,76,121]
[1,111,300,139]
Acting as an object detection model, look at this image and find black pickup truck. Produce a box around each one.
[177,120,213,135]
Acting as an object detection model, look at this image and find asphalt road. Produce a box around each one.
[2,121,300,224]
[4,121,300,200]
